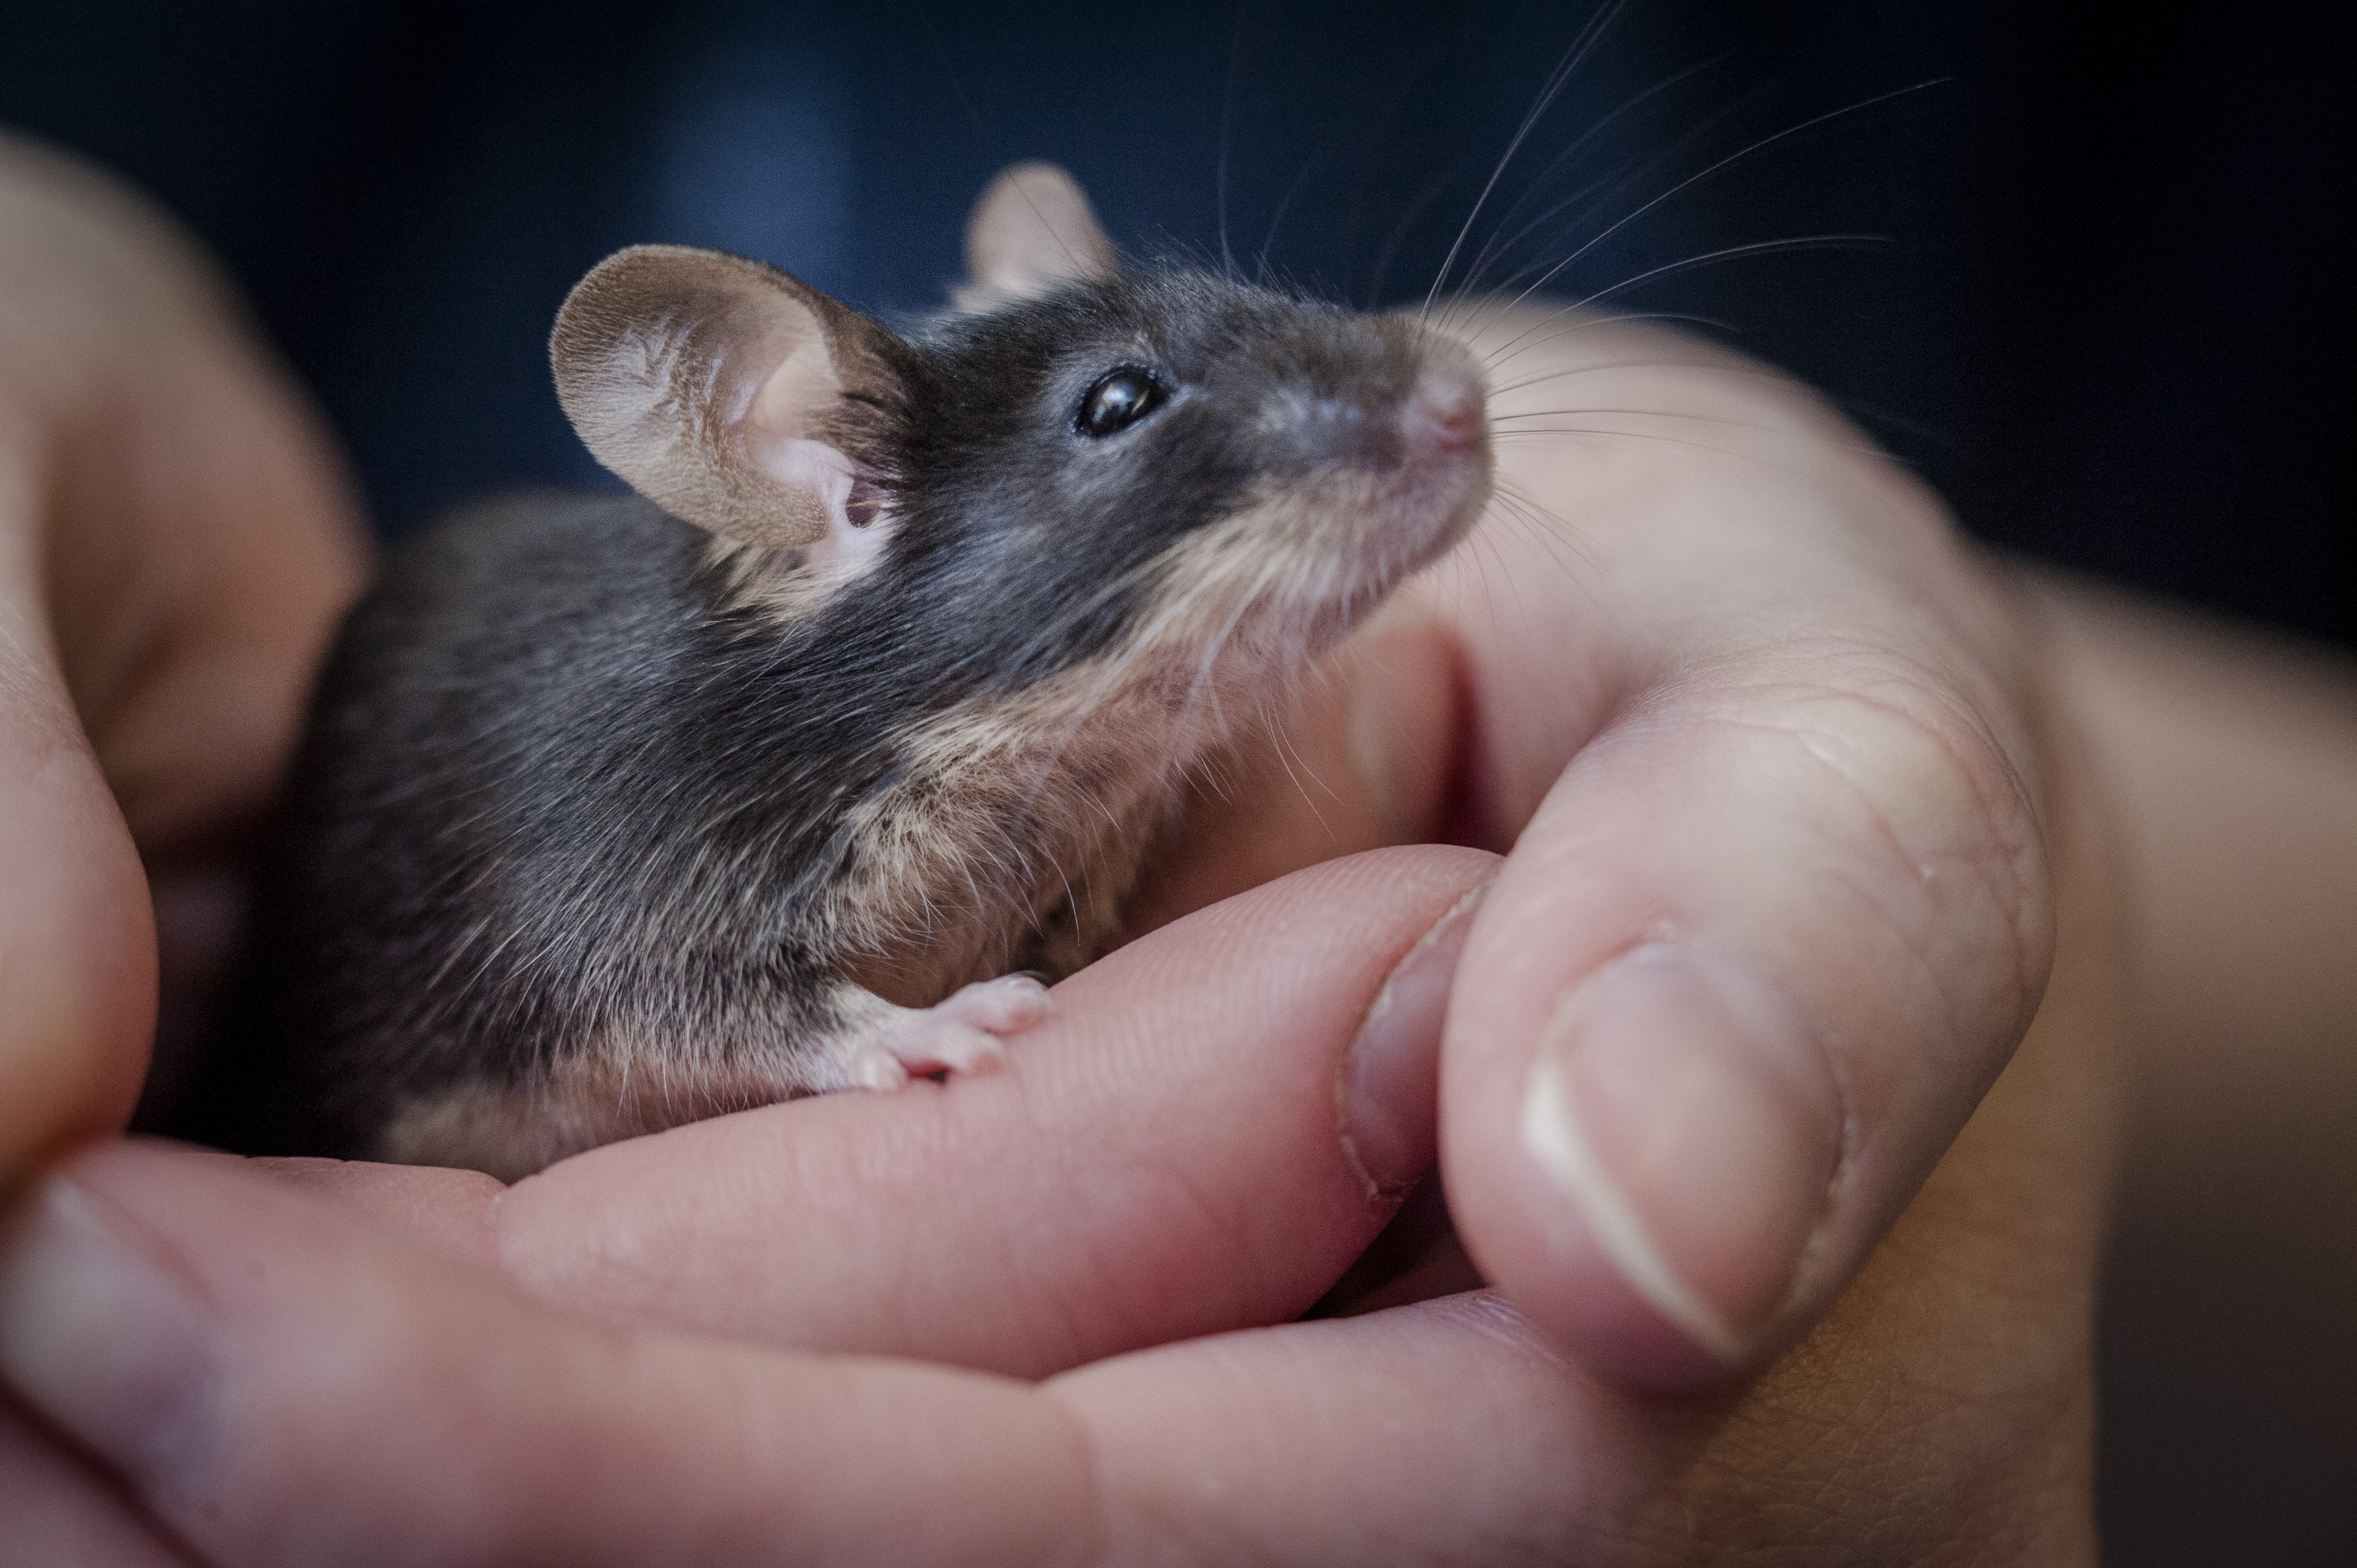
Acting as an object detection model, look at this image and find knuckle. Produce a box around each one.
[1757,662,2055,1031]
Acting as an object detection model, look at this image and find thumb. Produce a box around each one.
[1444,635,2056,1385]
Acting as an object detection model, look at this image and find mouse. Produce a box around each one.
[188,163,1492,1182]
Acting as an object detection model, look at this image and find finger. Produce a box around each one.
[1,141,366,1183]
[6,899,2112,1568]
[1435,321,2057,1383]
[83,358,362,1115]
[474,846,1495,1375]
[58,355,365,859]
[0,1142,1092,1568]
[2,1390,196,1567]
[1052,855,2119,1568]
[1051,1292,1641,1565]
[40,262,365,1106]
[0,556,154,1195]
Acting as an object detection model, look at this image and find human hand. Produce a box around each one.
[0,133,366,1195]
[75,301,2065,1388]
[1,798,2119,1562]
[1135,303,2069,1384]
[1,171,2109,1560]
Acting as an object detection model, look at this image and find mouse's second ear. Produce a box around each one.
[956,162,1116,310]
[552,245,902,551]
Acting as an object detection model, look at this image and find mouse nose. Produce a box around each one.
[1401,364,1486,459]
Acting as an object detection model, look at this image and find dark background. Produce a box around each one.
[4,1,2350,1559]
[3,0,2347,648]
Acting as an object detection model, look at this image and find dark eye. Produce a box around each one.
[1075,368,1165,438]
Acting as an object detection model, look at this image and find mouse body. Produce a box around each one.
[203,165,1492,1180]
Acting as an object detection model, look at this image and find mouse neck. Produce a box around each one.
[816,651,1265,1005]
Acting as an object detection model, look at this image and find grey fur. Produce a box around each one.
[173,266,1490,1176]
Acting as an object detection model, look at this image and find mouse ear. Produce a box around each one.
[955,162,1117,310]
[552,245,901,552]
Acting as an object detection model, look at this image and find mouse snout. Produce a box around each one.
[1400,364,1486,460]
[1260,358,1488,474]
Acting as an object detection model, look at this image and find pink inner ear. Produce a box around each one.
[749,337,840,441]
[754,436,891,569]
[741,337,892,567]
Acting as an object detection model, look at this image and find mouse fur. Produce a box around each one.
[182,165,1492,1179]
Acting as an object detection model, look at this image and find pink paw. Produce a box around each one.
[938,974,1056,1034]
[847,976,1054,1091]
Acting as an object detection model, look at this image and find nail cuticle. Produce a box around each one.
[1336,879,1491,1201]
[0,1174,226,1499]
[1364,881,1488,1033]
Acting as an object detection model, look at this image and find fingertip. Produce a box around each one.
[0,711,155,1194]
[1452,936,1850,1387]
[1337,879,1489,1199]
[1438,640,2052,1386]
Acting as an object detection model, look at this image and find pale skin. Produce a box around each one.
[1,134,2350,1562]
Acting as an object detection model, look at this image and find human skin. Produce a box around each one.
[5,134,2309,1561]
[0,133,367,1193]
[2045,579,2357,1539]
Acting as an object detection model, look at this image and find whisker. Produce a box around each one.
[1421,0,1629,324]
[1478,495,1599,602]
[1489,421,1825,478]
[1264,695,1336,839]
[1440,68,1773,333]
[1484,340,1787,395]
[1367,161,1466,309]
[1491,403,1789,433]
[1444,50,1730,312]
[1487,81,1944,336]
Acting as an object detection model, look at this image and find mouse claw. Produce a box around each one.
[939,973,1055,1034]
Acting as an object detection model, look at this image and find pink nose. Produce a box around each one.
[1402,367,1486,457]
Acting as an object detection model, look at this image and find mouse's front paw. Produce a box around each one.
[936,973,1054,1033]
[844,975,1055,1091]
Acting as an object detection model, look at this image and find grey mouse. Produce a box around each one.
[194,164,1492,1180]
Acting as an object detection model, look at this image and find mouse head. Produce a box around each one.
[554,164,1489,691]
[549,164,1114,577]
[899,176,1494,685]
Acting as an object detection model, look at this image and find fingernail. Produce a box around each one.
[0,1177,221,1494]
[1338,881,1489,1198]
[1519,943,1840,1365]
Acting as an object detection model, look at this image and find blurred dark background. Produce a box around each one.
[2,0,2346,648]
[4,1,2349,1559]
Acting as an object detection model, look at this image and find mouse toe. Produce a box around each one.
[938,974,1056,1034]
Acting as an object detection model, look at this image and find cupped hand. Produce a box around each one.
[0,134,367,1194]
[0,155,2114,1562]
[0,802,2119,1562]
[1136,301,2067,1385]
[79,301,2063,1395]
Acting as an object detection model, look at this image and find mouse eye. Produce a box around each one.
[1075,368,1165,438]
